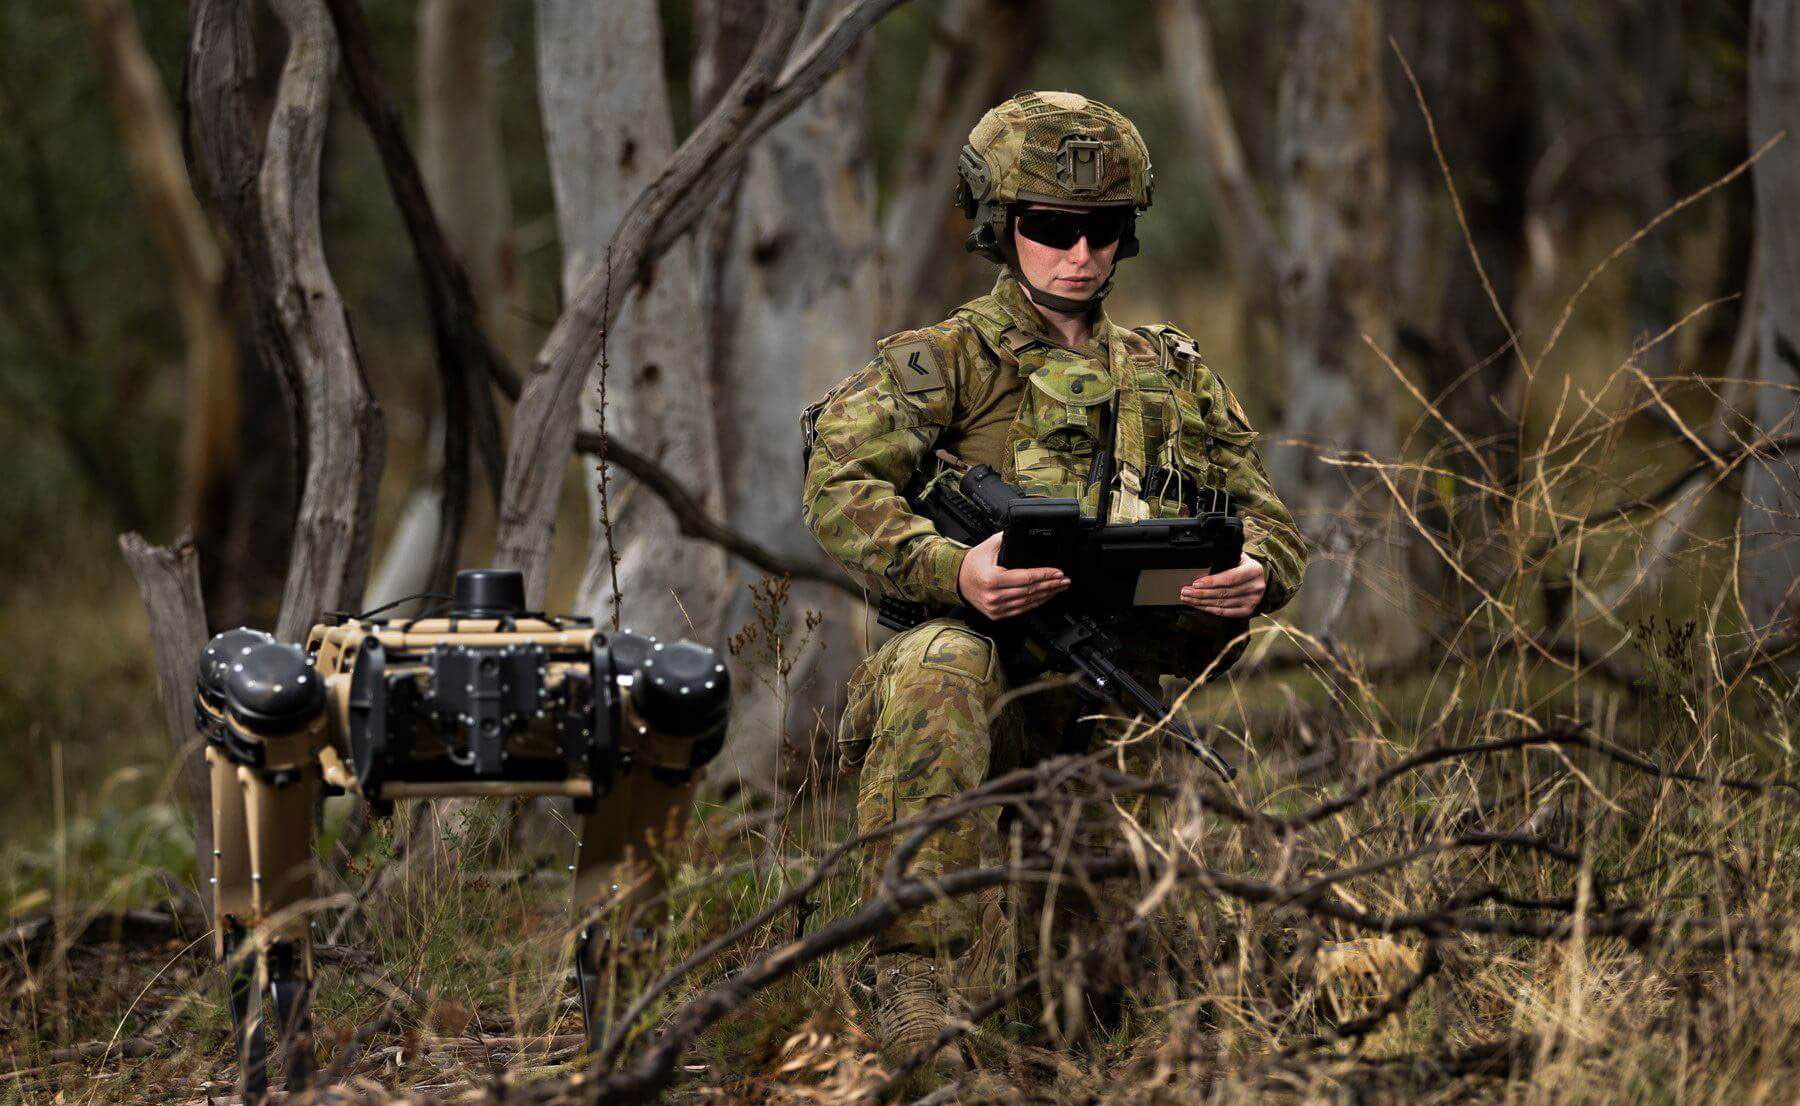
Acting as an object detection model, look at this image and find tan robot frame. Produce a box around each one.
[195,569,728,1103]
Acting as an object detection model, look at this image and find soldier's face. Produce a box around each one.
[1012,202,1120,302]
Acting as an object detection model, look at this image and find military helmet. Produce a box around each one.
[956,91,1154,265]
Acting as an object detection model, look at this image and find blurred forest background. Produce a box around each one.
[4,0,1800,1102]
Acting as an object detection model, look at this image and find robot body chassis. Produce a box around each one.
[194,570,729,1102]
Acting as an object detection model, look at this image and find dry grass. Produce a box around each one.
[5,158,1800,1106]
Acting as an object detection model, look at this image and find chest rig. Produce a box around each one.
[952,300,1253,523]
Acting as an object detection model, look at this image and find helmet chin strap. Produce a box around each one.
[1011,265,1115,315]
[999,233,1115,315]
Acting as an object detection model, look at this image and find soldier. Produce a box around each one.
[802,91,1304,1069]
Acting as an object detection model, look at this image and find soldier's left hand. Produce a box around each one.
[1181,554,1265,618]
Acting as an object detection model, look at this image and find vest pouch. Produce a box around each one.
[1027,361,1116,443]
[1167,385,1255,491]
[1011,360,1118,501]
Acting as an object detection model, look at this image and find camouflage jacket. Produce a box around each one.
[803,274,1305,673]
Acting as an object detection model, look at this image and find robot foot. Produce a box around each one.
[223,929,269,1105]
[575,926,605,1056]
[266,939,314,1094]
[574,925,656,1058]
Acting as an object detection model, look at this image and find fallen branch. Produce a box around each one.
[570,729,1794,1104]
[2,907,203,960]
[4,1037,162,1073]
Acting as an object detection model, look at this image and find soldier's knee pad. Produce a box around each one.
[842,620,1001,776]
[890,621,1000,693]
[874,622,1002,760]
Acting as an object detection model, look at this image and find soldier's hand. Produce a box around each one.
[1182,554,1265,618]
[956,533,1069,620]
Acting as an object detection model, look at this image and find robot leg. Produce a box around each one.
[240,764,320,1096]
[570,773,697,1053]
[208,745,268,1102]
[197,628,331,1102]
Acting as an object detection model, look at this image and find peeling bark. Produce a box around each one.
[496,1,804,602]
[713,0,880,791]
[1273,0,1409,652]
[186,0,385,643]
[535,0,730,638]
[1738,0,1800,656]
[261,0,384,640]
[494,0,905,601]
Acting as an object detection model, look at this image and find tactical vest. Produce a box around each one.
[800,303,1257,528]
[950,298,1254,524]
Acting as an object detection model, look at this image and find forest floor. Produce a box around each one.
[6,634,1800,1106]
[7,224,1799,1103]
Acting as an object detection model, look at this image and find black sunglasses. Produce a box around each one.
[1013,207,1134,250]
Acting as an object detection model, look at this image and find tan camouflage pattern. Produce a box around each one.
[841,615,1182,957]
[839,618,1076,951]
[804,273,1306,954]
[803,273,1305,616]
[965,91,1153,208]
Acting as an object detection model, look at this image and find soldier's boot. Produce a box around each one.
[873,953,966,1077]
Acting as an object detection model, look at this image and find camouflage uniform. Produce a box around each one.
[801,92,1305,957]
[805,274,1304,951]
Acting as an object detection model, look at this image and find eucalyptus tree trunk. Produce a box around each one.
[419,0,517,346]
[81,0,237,551]
[879,0,1043,331]
[535,0,730,637]
[1386,2,1531,468]
[1738,0,1800,657]
[692,0,764,408]
[1153,0,1279,319]
[367,0,518,608]
[1272,0,1411,652]
[709,0,879,791]
[188,0,384,645]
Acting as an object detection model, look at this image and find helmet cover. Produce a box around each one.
[956,90,1154,266]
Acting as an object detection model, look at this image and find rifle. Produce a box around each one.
[881,463,1241,781]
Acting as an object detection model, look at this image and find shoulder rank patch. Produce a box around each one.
[882,336,945,395]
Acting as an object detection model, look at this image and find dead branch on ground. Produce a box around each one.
[408,720,1800,1106]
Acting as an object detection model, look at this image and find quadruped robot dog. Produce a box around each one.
[193,569,731,1102]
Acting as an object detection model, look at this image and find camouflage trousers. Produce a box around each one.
[840,617,1155,960]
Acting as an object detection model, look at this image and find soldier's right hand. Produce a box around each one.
[956,533,1069,620]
